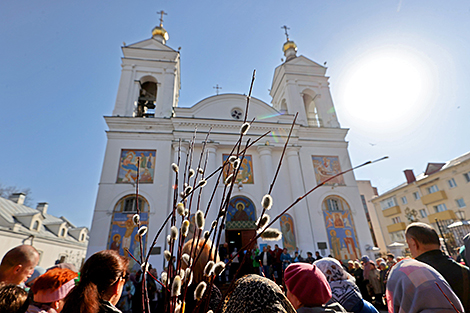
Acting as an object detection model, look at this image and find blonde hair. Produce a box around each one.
[182,239,220,283]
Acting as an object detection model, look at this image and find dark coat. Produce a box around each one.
[416,249,470,312]
[257,251,274,266]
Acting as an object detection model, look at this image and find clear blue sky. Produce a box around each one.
[1,0,469,227]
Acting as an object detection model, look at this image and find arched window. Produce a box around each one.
[114,195,149,213]
[33,220,40,231]
[136,79,157,118]
[60,228,66,237]
[303,93,322,127]
[80,233,85,242]
[279,99,287,114]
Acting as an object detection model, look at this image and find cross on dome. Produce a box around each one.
[281,25,290,41]
[157,10,167,27]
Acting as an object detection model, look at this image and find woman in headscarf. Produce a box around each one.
[314,258,377,313]
[222,274,296,313]
[285,262,348,313]
[27,268,78,313]
[386,258,464,313]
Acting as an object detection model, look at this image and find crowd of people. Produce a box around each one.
[1,222,469,313]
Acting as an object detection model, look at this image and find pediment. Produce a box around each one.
[126,38,176,52]
[174,94,283,122]
[286,55,326,68]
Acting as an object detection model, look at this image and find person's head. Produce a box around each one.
[370,263,376,269]
[386,253,395,262]
[283,248,288,254]
[182,239,220,283]
[275,244,279,249]
[386,258,464,313]
[263,246,267,252]
[347,260,354,269]
[405,222,440,258]
[284,263,332,309]
[379,262,387,271]
[314,258,350,283]
[31,268,77,312]
[222,274,296,313]
[0,283,29,313]
[354,261,360,269]
[396,256,405,262]
[0,245,40,285]
[360,255,370,264]
[315,251,320,257]
[62,250,129,313]
[375,258,384,266]
[307,252,313,258]
[267,245,271,250]
[294,252,299,256]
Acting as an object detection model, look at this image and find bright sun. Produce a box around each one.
[338,49,435,131]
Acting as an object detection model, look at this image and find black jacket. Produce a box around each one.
[257,251,274,266]
[416,249,470,312]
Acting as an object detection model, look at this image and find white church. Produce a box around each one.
[87,18,375,269]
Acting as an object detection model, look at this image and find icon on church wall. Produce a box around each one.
[222,154,254,184]
[323,196,360,261]
[226,196,256,229]
[116,149,156,183]
[280,214,296,252]
[312,155,345,186]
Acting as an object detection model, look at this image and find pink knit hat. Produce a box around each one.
[284,263,332,307]
[34,279,75,303]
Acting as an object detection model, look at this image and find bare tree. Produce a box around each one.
[0,183,34,207]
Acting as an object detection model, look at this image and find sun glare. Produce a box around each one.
[339,48,435,131]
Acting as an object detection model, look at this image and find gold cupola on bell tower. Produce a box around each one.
[152,10,169,43]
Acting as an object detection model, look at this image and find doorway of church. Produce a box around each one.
[226,229,257,253]
[226,229,257,281]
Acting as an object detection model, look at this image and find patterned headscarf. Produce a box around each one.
[314,258,364,312]
[386,258,464,313]
[222,274,296,313]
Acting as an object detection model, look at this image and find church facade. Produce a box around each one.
[87,20,375,269]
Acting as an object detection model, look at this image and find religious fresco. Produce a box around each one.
[226,196,256,229]
[280,213,296,252]
[116,149,156,183]
[108,196,149,272]
[323,197,360,261]
[312,155,345,186]
[222,154,254,184]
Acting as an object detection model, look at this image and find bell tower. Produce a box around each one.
[270,27,339,128]
[112,11,180,118]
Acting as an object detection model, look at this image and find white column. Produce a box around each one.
[202,143,219,224]
[286,147,314,249]
[257,145,274,193]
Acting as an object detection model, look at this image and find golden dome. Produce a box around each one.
[152,26,169,41]
[283,40,297,53]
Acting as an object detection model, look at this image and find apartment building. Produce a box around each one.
[371,151,470,254]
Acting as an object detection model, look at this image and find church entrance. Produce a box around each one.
[225,196,257,254]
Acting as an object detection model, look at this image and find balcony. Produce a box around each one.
[421,190,447,205]
[387,222,407,233]
[427,210,456,222]
[383,205,401,217]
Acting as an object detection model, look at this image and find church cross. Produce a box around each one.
[213,84,222,95]
[281,25,290,41]
[157,10,167,27]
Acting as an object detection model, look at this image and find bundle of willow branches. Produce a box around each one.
[125,70,387,313]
